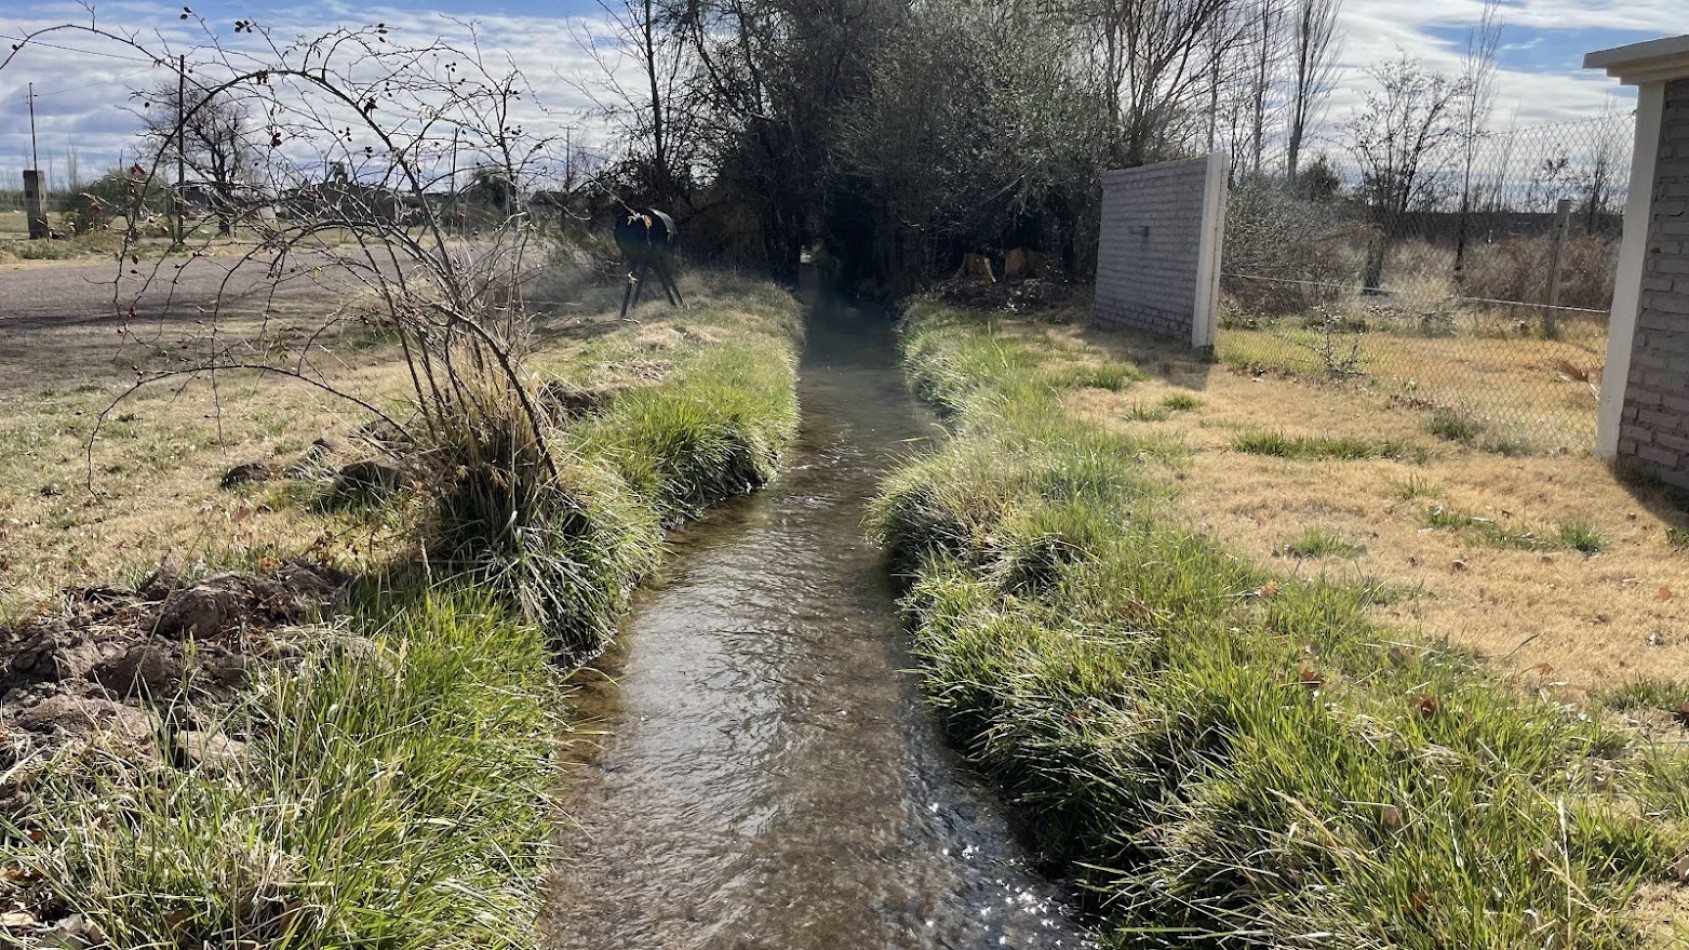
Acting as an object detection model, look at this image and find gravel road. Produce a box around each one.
[0,251,356,331]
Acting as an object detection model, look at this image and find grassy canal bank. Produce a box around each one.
[872,300,1689,948]
[0,272,800,947]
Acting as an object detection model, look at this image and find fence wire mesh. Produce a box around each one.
[1218,112,1633,453]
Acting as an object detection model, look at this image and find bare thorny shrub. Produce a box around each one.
[3,12,599,644]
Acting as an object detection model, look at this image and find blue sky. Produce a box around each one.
[0,0,1678,187]
[1425,23,1662,74]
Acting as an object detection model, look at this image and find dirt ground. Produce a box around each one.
[0,252,694,622]
[1011,314,1689,698]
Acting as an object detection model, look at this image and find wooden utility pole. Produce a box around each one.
[23,83,48,239]
[28,82,39,171]
[173,54,186,249]
[1545,197,1573,338]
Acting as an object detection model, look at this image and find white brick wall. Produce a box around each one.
[1092,156,1225,347]
[1618,77,1689,489]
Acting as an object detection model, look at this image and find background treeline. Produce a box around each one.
[576,0,1349,291]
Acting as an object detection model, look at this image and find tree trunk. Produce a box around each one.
[1362,236,1388,294]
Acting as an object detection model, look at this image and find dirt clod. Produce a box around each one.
[172,730,248,772]
[355,417,411,449]
[540,380,623,421]
[219,461,274,488]
[0,557,345,771]
[149,563,343,639]
[330,459,411,502]
[284,436,347,478]
[88,642,183,697]
[12,694,152,741]
[138,550,184,598]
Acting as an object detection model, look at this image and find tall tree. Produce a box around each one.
[1452,0,1502,275]
[1244,0,1283,177]
[140,81,255,235]
[1284,0,1342,186]
[1346,56,1467,292]
[840,0,1108,283]
[676,0,901,278]
[568,0,701,204]
[1076,0,1246,166]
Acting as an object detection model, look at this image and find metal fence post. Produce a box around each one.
[1545,197,1573,337]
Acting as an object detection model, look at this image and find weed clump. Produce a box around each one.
[1427,407,1482,444]
[1422,506,1607,555]
[1233,430,1427,463]
[1278,526,1364,559]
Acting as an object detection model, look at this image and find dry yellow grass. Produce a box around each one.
[1218,313,1608,453]
[0,261,756,621]
[1004,313,1689,698]
[0,296,413,619]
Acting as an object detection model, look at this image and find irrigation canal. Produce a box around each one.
[546,302,1094,949]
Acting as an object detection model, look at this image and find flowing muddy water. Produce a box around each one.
[546,302,1092,950]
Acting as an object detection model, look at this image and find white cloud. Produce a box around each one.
[0,0,1680,189]
[1329,0,1666,129]
[0,1,630,188]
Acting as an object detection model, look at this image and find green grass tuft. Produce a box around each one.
[1122,402,1170,422]
[1160,393,1201,412]
[1597,678,1689,714]
[1557,518,1607,555]
[1427,408,1483,444]
[1278,526,1365,559]
[1421,505,1546,549]
[1233,430,1427,463]
[1388,473,1443,500]
[1049,361,1145,391]
[1422,506,1606,555]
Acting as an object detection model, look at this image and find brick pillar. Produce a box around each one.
[22,170,49,240]
[1616,77,1689,489]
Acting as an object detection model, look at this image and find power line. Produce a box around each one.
[0,33,160,65]
[31,67,158,99]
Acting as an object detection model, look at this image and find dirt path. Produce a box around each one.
[0,251,363,331]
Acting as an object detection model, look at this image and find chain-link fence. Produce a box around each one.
[1218,113,1633,453]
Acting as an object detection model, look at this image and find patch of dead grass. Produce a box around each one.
[1007,313,1689,698]
[0,265,767,622]
[1217,316,1606,454]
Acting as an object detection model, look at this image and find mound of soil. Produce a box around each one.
[219,461,274,488]
[539,380,628,421]
[930,276,1077,314]
[0,555,349,816]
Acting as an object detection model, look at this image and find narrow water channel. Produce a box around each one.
[545,301,1092,949]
